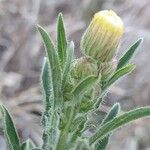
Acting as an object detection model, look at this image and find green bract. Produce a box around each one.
[0,12,149,150]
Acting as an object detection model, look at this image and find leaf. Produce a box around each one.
[70,116,86,132]
[0,104,21,150]
[40,58,52,146]
[21,139,35,150]
[103,64,135,89]
[95,103,120,150]
[95,136,109,150]
[70,116,87,143]
[72,75,100,104]
[96,64,135,108]
[89,106,150,145]
[57,13,68,67]
[62,41,74,86]
[101,103,120,125]
[37,25,63,108]
[117,38,143,70]
[41,57,51,112]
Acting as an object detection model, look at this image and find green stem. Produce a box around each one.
[56,106,75,150]
[42,109,56,150]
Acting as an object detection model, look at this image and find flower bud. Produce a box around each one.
[71,57,97,80]
[99,58,117,80]
[81,10,124,62]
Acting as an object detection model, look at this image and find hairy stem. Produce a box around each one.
[56,106,75,150]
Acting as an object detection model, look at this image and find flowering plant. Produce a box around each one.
[0,10,150,150]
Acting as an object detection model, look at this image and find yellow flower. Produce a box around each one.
[81,10,124,62]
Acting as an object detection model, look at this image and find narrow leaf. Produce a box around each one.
[104,64,135,89]
[41,57,51,112]
[72,75,100,104]
[89,106,150,145]
[95,103,120,150]
[57,13,68,67]
[101,103,120,125]
[95,136,109,150]
[62,41,74,86]
[37,25,62,108]
[0,104,21,150]
[117,38,143,70]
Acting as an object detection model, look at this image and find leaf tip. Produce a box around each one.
[113,103,121,112]
[70,41,75,48]
[138,37,143,44]
[57,12,64,22]
[58,12,63,17]
[36,24,46,34]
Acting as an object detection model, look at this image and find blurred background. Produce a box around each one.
[0,0,150,149]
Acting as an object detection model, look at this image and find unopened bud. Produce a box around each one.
[71,57,97,80]
[99,58,117,80]
[81,10,124,62]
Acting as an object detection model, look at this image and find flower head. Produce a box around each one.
[81,10,124,62]
[71,57,97,80]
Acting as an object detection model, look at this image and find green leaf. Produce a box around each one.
[21,139,35,150]
[37,25,63,108]
[57,13,68,67]
[40,58,53,147]
[117,38,143,70]
[95,136,109,150]
[0,104,21,150]
[70,116,86,132]
[103,64,135,89]
[41,57,51,113]
[70,116,87,143]
[89,106,150,145]
[62,41,74,86]
[101,103,120,125]
[72,75,100,104]
[96,65,135,108]
[95,103,120,150]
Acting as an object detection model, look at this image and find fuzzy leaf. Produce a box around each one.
[37,25,63,108]
[21,139,35,150]
[95,136,109,150]
[95,103,120,150]
[41,57,51,113]
[117,38,143,70]
[89,106,150,145]
[72,75,100,104]
[0,104,21,150]
[96,65,135,108]
[70,116,87,143]
[101,103,120,125]
[57,13,68,67]
[104,64,135,89]
[70,116,86,132]
[62,41,74,86]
